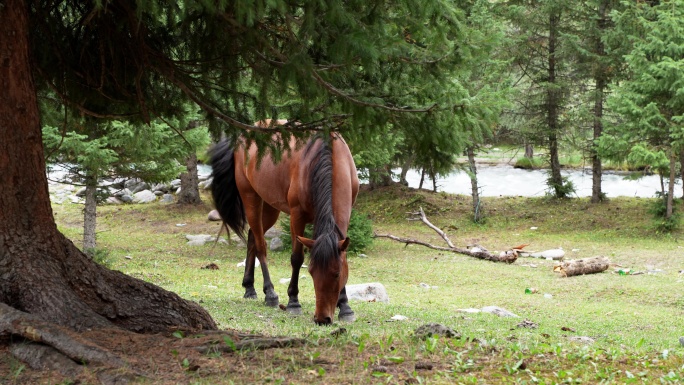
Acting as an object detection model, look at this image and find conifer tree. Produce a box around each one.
[1,0,497,355]
[600,0,684,221]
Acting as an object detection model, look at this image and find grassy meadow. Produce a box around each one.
[49,185,684,384]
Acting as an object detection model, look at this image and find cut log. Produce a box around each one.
[553,256,610,277]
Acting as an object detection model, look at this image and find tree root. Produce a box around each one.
[374,207,518,263]
[1,303,309,383]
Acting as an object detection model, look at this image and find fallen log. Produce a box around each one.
[553,256,610,277]
[374,207,518,264]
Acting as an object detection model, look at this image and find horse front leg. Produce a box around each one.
[286,212,306,315]
[241,231,258,299]
[337,287,355,322]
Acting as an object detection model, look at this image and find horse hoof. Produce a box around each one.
[243,292,257,300]
[265,297,279,307]
[286,304,302,315]
[338,312,356,322]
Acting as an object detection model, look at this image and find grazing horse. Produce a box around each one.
[210,120,359,325]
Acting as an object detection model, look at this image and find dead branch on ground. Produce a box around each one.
[374,207,518,263]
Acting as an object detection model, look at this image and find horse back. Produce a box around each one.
[234,133,358,233]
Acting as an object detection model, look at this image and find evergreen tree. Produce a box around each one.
[501,0,579,198]
[43,113,209,255]
[600,0,684,221]
[1,0,504,360]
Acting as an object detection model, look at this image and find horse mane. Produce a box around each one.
[306,137,341,270]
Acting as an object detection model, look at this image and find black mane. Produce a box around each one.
[306,138,341,269]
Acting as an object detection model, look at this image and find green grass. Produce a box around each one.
[49,186,684,384]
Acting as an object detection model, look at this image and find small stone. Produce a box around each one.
[208,210,222,221]
[679,337,684,347]
[414,323,460,339]
[124,255,133,260]
[279,278,291,284]
[389,315,408,321]
[568,336,595,344]
[481,306,519,318]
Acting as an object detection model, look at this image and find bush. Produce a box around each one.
[545,175,576,198]
[649,192,680,232]
[279,209,373,255]
[514,157,544,169]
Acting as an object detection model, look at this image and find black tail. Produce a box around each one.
[209,140,247,242]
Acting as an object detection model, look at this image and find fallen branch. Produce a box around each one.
[553,256,610,277]
[374,207,518,263]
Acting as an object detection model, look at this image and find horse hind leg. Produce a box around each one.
[337,287,355,322]
[241,231,258,299]
[254,204,280,307]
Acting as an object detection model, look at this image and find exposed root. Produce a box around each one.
[1,303,308,383]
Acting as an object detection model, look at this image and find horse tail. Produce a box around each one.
[209,140,247,242]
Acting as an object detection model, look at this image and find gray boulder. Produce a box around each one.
[208,210,222,221]
[132,190,157,204]
[270,237,284,251]
[265,227,285,239]
[161,194,174,203]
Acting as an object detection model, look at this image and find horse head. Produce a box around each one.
[298,235,350,325]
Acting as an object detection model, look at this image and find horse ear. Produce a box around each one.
[297,236,315,249]
[338,237,350,252]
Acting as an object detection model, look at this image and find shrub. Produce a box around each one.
[279,209,373,255]
[649,192,680,232]
[545,175,576,198]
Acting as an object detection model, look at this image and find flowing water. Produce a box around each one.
[403,165,679,198]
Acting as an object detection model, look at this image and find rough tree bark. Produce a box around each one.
[0,0,216,334]
[466,146,483,222]
[83,171,98,257]
[177,152,202,205]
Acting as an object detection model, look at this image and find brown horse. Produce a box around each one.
[210,120,359,325]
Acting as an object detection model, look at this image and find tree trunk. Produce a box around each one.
[666,151,676,219]
[0,0,215,332]
[429,167,437,192]
[591,0,608,204]
[368,166,393,189]
[466,147,483,222]
[177,152,202,205]
[399,154,415,186]
[83,171,98,257]
[547,11,564,198]
[419,168,425,189]
[524,143,534,159]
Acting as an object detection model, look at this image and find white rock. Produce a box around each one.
[390,315,408,321]
[132,190,157,204]
[346,282,389,303]
[456,308,482,314]
[481,306,519,318]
